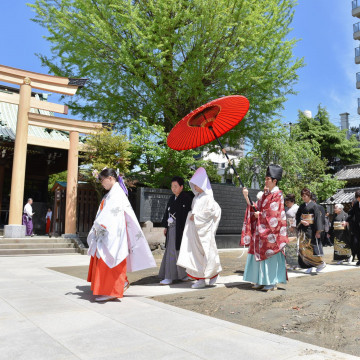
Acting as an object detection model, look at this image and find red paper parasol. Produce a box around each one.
[167,94,254,206]
[167,95,249,150]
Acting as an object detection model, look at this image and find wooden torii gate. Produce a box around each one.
[0,65,102,238]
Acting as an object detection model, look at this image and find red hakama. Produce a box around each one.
[46,217,51,234]
[87,256,128,298]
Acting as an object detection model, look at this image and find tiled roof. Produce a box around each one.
[0,90,70,143]
[321,187,360,205]
[335,164,360,181]
[0,125,15,141]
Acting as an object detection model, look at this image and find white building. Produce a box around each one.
[199,142,244,183]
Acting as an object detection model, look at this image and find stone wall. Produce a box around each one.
[136,185,259,236]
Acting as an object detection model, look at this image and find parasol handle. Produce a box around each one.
[208,126,256,209]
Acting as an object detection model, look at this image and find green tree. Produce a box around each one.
[237,120,345,203]
[30,0,303,147]
[291,105,360,172]
[81,128,131,196]
[82,128,130,173]
[48,170,67,192]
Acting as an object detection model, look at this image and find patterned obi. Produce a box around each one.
[301,214,314,224]
[333,221,345,230]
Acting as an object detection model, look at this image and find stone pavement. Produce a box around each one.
[0,253,359,360]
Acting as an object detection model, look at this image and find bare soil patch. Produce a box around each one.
[153,251,360,357]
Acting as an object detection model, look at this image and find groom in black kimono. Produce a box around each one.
[159,176,193,285]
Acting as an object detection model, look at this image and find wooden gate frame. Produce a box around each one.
[0,64,102,236]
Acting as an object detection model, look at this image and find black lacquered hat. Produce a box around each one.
[266,164,283,181]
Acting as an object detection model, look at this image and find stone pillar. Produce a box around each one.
[64,131,79,236]
[5,78,31,238]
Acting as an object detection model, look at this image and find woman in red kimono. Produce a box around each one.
[241,164,289,291]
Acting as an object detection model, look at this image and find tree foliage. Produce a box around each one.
[291,105,360,172]
[30,0,303,147]
[48,170,67,192]
[80,128,131,196]
[236,120,345,203]
[81,128,130,173]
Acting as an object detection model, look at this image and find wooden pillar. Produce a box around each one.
[8,78,31,225]
[64,131,79,235]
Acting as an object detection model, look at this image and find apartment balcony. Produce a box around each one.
[353,0,360,18]
[358,98,360,115]
[354,22,360,40]
[357,73,360,89]
[355,47,360,64]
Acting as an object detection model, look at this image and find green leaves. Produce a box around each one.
[29,0,307,190]
[81,128,130,174]
[29,0,302,142]
[236,119,345,203]
[79,128,131,197]
[291,105,360,172]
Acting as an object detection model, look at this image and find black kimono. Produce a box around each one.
[159,191,193,281]
[330,211,351,261]
[346,201,360,263]
[161,191,193,250]
[296,201,324,268]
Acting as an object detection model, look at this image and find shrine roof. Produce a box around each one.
[321,187,360,205]
[0,87,69,143]
[335,164,360,181]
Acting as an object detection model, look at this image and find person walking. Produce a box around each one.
[330,204,351,264]
[311,193,332,247]
[284,193,299,270]
[159,176,192,285]
[177,167,222,289]
[345,190,360,266]
[324,212,332,246]
[297,188,326,274]
[22,198,34,236]
[87,168,156,302]
[348,198,358,263]
[241,164,288,291]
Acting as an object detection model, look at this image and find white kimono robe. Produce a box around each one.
[177,167,222,279]
[87,182,156,271]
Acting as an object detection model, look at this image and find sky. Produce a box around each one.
[0,0,359,128]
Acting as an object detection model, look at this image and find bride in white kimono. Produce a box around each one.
[87,168,156,302]
[177,167,222,289]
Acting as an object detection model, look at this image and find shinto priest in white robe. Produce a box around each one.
[177,167,222,279]
[87,182,156,272]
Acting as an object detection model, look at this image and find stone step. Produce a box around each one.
[0,248,79,256]
[0,237,74,244]
[0,243,76,249]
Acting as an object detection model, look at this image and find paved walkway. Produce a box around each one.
[0,253,358,360]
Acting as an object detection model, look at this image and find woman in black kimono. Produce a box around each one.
[159,176,192,285]
[330,204,351,264]
[296,188,326,274]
